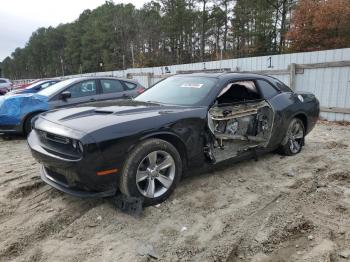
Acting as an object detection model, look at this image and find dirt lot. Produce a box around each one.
[0,122,350,262]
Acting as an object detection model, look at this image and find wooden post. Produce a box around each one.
[147,73,154,88]
[289,63,296,90]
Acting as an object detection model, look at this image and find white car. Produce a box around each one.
[0,78,13,95]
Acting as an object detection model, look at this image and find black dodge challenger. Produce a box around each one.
[28,73,319,205]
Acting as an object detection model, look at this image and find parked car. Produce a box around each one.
[0,78,13,95]
[13,79,42,90]
[6,79,60,95]
[0,77,144,135]
[28,73,320,206]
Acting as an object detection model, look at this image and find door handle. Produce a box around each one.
[90,98,96,102]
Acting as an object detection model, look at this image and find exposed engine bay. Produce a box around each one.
[206,100,274,163]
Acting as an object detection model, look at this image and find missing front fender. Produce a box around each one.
[206,100,274,163]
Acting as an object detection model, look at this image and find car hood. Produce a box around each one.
[38,99,207,138]
[0,93,48,125]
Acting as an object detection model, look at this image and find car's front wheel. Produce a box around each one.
[119,139,182,206]
[279,118,305,156]
[24,113,40,136]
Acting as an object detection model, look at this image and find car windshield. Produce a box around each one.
[39,78,76,97]
[24,80,47,90]
[135,76,218,106]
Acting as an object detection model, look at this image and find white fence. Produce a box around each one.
[14,48,350,121]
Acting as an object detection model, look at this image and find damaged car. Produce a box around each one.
[28,73,319,205]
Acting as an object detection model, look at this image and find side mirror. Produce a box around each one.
[61,91,71,101]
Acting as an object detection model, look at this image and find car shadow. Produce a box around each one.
[0,133,26,141]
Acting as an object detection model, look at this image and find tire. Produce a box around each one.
[119,138,183,206]
[23,113,39,136]
[279,118,305,156]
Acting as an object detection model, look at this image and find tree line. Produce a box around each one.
[2,0,350,79]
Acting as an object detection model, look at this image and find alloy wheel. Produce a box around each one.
[136,150,176,198]
[288,120,304,154]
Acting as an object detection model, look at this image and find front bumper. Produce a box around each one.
[28,129,118,198]
[40,166,116,198]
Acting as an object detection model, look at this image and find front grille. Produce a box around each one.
[45,167,93,192]
[36,129,82,160]
[45,167,69,186]
[38,131,70,144]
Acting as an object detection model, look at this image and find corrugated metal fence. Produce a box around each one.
[15,48,350,121]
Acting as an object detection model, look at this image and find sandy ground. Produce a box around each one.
[0,122,350,262]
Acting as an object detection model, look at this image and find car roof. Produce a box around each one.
[176,72,275,82]
[62,76,139,84]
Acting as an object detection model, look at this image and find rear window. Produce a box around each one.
[124,81,137,90]
[257,80,279,99]
[271,78,292,92]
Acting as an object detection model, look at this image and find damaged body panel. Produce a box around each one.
[207,100,274,163]
[28,73,320,202]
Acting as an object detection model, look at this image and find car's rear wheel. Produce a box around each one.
[279,118,305,156]
[119,139,182,206]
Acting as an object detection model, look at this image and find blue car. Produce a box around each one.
[0,77,144,135]
[7,79,60,95]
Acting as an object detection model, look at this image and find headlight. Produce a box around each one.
[78,141,84,153]
[72,139,84,154]
[72,140,78,149]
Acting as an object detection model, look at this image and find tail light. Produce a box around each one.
[137,87,145,94]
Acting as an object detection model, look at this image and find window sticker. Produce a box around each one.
[180,83,203,88]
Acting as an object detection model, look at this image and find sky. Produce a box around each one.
[0,0,147,61]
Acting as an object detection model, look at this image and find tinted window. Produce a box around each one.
[135,76,218,106]
[124,81,137,90]
[39,78,77,97]
[25,80,47,90]
[101,79,124,93]
[0,80,6,83]
[66,80,97,98]
[257,80,279,99]
[40,82,53,89]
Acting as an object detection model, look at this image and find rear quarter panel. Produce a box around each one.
[267,91,319,148]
